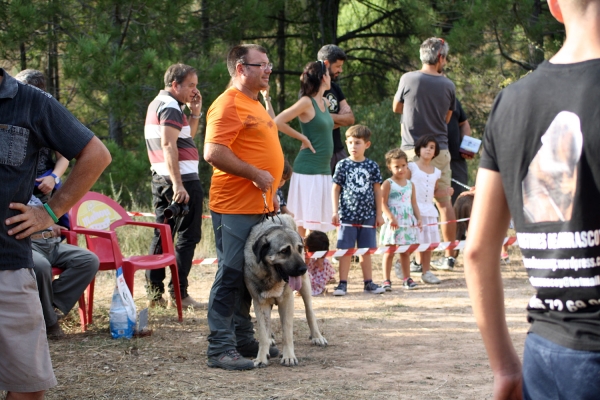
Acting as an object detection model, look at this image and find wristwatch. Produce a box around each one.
[50,173,60,185]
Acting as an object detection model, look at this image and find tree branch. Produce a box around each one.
[493,23,534,71]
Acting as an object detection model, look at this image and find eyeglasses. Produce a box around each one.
[242,62,273,70]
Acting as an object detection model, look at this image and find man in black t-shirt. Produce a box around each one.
[318,45,355,173]
[447,98,472,204]
[464,1,600,399]
[0,69,110,399]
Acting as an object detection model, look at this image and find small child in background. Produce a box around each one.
[304,230,336,296]
[332,125,385,296]
[277,159,294,217]
[407,135,453,285]
[379,149,422,290]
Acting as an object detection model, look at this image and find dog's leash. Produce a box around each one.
[260,191,282,225]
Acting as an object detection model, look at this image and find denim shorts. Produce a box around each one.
[522,332,600,400]
[336,217,377,250]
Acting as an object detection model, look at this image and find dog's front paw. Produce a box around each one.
[310,335,328,346]
[254,358,269,368]
[280,355,298,367]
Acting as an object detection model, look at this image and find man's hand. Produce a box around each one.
[461,153,475,160]
[5,203,54,239]
[252,169,275,192]
[187,92,202,116]
[172,183,190,204]
[36,175,57,195]
[376,215,385,228]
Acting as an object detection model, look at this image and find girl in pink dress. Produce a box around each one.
[304,230,336,296]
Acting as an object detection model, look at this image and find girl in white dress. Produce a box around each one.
[408,135,453,284]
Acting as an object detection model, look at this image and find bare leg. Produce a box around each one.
[298,226,306,238]
[400,252,411,279]
[381,252,394,281]
[359,254,373,281]
[338,255,351,281]
[420,250,432,273]
[437,199,457,257]
[7,391,45,400]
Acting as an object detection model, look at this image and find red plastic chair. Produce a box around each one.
[50,229,87,332]
[68,192,183,324]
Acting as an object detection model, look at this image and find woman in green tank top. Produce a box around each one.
[275,61,335,236]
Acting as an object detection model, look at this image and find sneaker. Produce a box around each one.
[179,295,203,310]
[147,297,168,308]
[501,252,510,263]
[394,260,403,279]
[331,256,339,264]
[421,270,441,284]
[236,339,279,359]
[382,280,392,291]
[207,349,254,370]
[410,259,422,272]
[364,281,385,294]
[402,277,418,290]
[431,256,455,271]
[46,321,65,339]
[333,282,347,296]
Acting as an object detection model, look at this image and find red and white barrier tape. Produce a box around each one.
[451,178,473,191]
[298,217,471,229]
[128,212,470,229]
[189,237,518,264]
[127,211,212,219]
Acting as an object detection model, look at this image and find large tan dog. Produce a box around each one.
[244,215,327,367]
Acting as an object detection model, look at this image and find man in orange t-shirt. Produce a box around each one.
[204,44,284,371]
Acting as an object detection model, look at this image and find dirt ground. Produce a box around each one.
[43,249,534,400]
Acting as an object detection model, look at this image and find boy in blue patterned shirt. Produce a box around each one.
[332,125,385,295]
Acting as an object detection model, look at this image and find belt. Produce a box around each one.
[30,231,55,240]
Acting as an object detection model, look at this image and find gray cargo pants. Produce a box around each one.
[32,240,99,327]
[206,212,262,357]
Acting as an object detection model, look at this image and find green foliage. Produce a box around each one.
[92,141,152,207]
[351,101,401,179]
[0,0,566,205]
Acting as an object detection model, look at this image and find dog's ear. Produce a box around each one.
[252,234,271,264]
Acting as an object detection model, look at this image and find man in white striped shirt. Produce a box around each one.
[144,63,204,309]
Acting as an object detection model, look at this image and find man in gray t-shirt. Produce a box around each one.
[392,37,457,271]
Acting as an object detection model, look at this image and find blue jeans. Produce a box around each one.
[336,217,377,249]
[523,332,600,400]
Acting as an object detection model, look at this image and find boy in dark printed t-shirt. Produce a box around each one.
[332,125,385,295]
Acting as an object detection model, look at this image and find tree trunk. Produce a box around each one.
[47,25,60,100]
[319,0,340,45]
[201,0,210,55]
[276,6,286,113]
[20,42,26,70]
[527,0,545,67]
[109,112,124,146]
